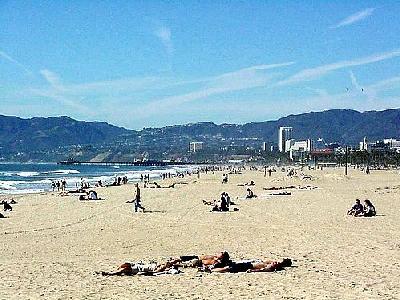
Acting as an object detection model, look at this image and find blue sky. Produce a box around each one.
[1,1,399,129]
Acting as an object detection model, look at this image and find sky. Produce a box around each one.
[0,1,400,129]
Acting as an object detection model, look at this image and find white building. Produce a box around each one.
[278,127,293,152]
[289,139,314,160]
[359,137,369,151]
[189,142,203,153]
[384,138,400,152]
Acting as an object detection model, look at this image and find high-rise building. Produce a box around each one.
[278,127,293,152]
[262,142,268,151]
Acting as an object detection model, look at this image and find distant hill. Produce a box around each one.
[0,115,130,152]
[144,108,400,144]
[0,108,399,161]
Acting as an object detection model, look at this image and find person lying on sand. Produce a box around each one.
[270,192,291,196]
[238,181,255,187]
[207,258,292,273]
[145,182,176,188]
[171,251,232,268]
[263,186,297,191]
[347,199,364,216]
[100,262,180,276]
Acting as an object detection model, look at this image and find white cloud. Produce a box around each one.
[154,26,173,56]
[276,49,400,86]
[331,8,375,29]
[0,50,32,74]
[349,71,362,91]
[36,69,88,111]
[132,62,294,117]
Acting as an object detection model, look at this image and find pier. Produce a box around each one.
[57,160,190,166]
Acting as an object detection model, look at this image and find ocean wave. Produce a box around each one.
[49,169,81,175]
[0,188,45,195]
[16,171,40,177]
[0,181,18,190]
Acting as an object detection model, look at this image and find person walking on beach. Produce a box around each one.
[133,183,145,212]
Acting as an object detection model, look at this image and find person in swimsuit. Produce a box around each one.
[100,261,178,276]
[210,258,292,273]
[171,251,231,268]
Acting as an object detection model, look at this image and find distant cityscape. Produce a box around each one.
[1,109,400,164]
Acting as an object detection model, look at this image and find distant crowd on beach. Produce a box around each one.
[3,164,380,222]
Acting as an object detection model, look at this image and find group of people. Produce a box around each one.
[100,251,292,276]
[108,176,129,186]
[347,199,376,217]
[51,179,67,192]
[203,192,236,212]
[79,190,101,201]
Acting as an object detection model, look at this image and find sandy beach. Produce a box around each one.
[1,167,400,299]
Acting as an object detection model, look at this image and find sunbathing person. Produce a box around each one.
[100,252,231,276]
[209,258,292,273]
[100,261,180,276]
[264,186,296,191]
[363,199,376,217]
[270,192,291,196]
[238,181,255,187]
[174,251,232,268]
[347,199,364,216]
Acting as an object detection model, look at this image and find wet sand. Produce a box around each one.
[1,167,400,299]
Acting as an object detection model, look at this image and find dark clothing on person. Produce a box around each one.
[220,198,229,211]
[180,255,199,261]
[228,262,253,273]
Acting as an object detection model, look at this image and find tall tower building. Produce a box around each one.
[278,127,293,152]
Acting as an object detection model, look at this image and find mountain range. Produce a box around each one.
[0,108,399,161]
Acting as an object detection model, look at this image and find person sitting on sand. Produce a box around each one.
[222,174,228,184]
[219,195,229,212]
[347,199,364,216]
[245,188,257,199]
[2,200,12,211]
[208,258,292,273]
[10,199,17,204]
[88,190,99,200]
[363,199,376,217]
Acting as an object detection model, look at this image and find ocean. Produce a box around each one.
[0,163,196,195]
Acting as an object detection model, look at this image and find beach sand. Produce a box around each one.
[1,167,400,299]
